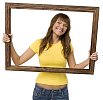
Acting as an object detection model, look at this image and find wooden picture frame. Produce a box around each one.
[5,2,99,74]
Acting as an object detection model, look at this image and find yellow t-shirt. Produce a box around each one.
[30,39,73,85]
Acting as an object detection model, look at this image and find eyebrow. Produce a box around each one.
[57,19,68,26]
[57,19,67,23]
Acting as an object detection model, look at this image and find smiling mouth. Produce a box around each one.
[56,27,63,32]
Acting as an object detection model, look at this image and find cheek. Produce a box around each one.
[52,24,57,31]
[52,26,55,32]
[64,28,67,32]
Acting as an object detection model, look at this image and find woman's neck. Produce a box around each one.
[52,33,60,44]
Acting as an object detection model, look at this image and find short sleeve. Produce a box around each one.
[70,42,74,52]
[29,39,41,54]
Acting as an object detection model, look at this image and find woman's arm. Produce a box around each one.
[3,33,36,66]
[11,43,35,66]
[67,51,98,69]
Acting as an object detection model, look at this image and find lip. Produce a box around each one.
[56,27,63,32]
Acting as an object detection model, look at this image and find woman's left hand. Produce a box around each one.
[89,52,98,61]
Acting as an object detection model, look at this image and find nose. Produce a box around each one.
[60,24,64,28]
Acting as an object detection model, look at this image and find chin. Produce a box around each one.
[58,33,64,36]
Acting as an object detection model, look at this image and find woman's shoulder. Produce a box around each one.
[30,38,42,46]
[34,38,43,43]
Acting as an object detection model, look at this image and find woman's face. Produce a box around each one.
[52,18,68,36]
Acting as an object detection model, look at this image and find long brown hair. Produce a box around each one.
[39,13,71,59]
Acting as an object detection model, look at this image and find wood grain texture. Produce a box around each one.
[5,2,99,74]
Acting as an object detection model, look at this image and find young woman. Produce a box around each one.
[3,13,98,100]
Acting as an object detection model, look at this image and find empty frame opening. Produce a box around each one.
[5,3,99,74]
[11,9,93,69]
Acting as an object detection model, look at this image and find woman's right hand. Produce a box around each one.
[2,33,12,43]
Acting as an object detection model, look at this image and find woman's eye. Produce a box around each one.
[57,22,61,24]
[56,21,68,27]
[64,25,68,27]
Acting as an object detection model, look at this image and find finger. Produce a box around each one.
[8,34,13,39]
[3,33,12,38]
[4,33,12,38]
[91,52,98,56]
[3,34,10,40]
[91,54,98,58]
[8,34,12,36]
[2,37,10,42]
[89,52,98,61]
[90,56,98,59]
[92,52,98,55]
[2,39,10,43]
[3,35,9,40]
[89,58,98,61]
[89,56,98,61]
[2,33,10,42]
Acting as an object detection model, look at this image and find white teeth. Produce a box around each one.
[57,28,62,32]
[56,27,63,32]
[59,30,62,32]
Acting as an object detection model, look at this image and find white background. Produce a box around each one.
[11,9,92,67]
[0,0,103,100]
